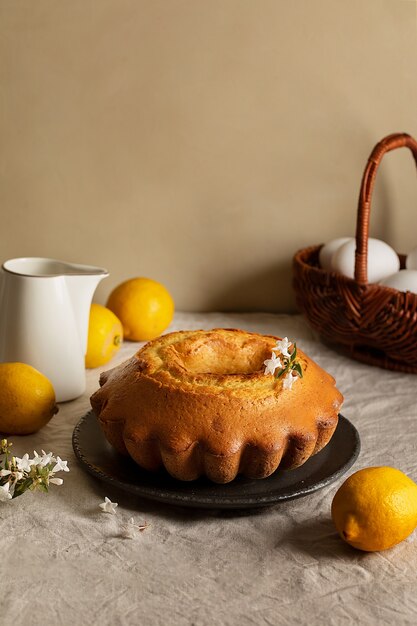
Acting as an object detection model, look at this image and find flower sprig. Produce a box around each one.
[0,439,69,501]
[263,337,303,390]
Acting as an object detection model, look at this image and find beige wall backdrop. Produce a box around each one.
[0,0,416,312]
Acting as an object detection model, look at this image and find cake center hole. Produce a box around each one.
[172,336,272,375]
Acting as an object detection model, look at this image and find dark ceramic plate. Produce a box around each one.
[72,411,360,509]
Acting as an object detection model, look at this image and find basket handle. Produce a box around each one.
[355,132,417,284]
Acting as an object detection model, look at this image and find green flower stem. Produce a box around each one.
[275,343,303,380]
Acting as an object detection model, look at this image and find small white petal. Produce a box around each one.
[120,526,135,539]
[41,450,55,462]
[32,452,43,466]
[282,371,298,390]
[99,497,118,514]
[52,456,69,473]
[0,482,12,501]
[120,517,143,539]
[49,477,63,486]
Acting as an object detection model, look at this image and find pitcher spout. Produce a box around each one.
[64,265,109,354]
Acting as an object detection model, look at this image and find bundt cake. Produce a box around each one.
[90,328,343,483]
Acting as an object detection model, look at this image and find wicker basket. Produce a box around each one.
[293,132,417,373]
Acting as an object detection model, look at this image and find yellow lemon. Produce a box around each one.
[106,277,174,341]
[332,466,417,552]
[0,363,58,435]
[85,303,123,368]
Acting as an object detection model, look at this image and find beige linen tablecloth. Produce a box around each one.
[2,312,417,626]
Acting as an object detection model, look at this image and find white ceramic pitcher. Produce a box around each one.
[0,257,109,402]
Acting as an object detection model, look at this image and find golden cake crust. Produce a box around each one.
[90,328,343,483]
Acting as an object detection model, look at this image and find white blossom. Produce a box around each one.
[99,496,118,514]
[52,457,69,473]
[120,517,149,538]
[263,353,283,376]
[15,453,32,472]
[1,468,22,481]
[282,371,298,390]
[32,451,43,466]
[31,450,55,467]
[120,517,136,539]
[40,451,54,466]
[0,482,12,501]
[273,337,292,358]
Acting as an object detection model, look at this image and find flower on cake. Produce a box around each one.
[283,371,299,390]
[273,337,292,358]
[263,338,303,389]
[263,353,282,376]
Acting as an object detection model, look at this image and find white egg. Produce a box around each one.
[319,237,353,271]
[406,247,417,270]
[380,269,417,294]
[331,238,400,283]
